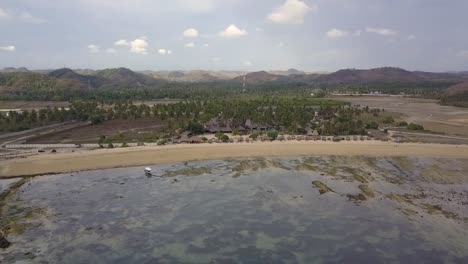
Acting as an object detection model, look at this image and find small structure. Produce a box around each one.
[179,131,193,144]
[188,136,203,144]
[144,167,152,176]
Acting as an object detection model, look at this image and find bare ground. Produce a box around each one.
[333,96,468,137]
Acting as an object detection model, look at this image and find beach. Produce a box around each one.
[2,141,468,178]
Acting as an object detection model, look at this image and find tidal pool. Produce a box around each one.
[1,156,468,263]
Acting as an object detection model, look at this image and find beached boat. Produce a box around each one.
[144,167,152,176]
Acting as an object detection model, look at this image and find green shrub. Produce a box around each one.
[215,132,225,139]
[366,121,379,129]
[221,134,229,142]
[382,116,395,124]
[397,121,408,127]
[249,133,260,140]
[267,131,279,140]
[407,123,424,131]
[187,121,204,134]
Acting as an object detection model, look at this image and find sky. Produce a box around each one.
[0,0,467,72]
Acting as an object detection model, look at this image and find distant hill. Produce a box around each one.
[142,70,246,82]
[1,67,30,73]
[0,67,167,100]
[144,70,221,82]
[95,68,164,88]
[48,68,106,88]
[0,72,84,100]
[315,67,422,83]
[269,68,306,76]
[441,81,468,107]
[1,66,468,101]
[234,71,284,84]
[314,67,468,84]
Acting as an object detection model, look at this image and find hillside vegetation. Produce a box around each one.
[441,82,468,107]
[1,67,467,101]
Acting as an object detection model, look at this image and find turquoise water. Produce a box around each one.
[1,157,468,263]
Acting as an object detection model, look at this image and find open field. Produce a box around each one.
[333,96,468,137]
[0,101,69,110]
[2,141,468,178]
[26,118,164,144]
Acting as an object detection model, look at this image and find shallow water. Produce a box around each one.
[1,157,468,263]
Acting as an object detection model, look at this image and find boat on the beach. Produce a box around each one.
[144,167,152,176]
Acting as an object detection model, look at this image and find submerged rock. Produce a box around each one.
[358,184,375,198]
[0,233,10,249]
[347,193,367,202]
[312,181,334,195]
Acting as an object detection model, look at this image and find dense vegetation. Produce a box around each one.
[0,101,103,133]
[0,67,461,101]
[1,98,399,137]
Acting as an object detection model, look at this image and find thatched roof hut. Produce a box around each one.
[189,136,203,144]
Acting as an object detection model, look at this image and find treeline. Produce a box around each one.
[0,101,104,133]
[0,72,454,101]
[1,97,395,137]
[323,82,454,98]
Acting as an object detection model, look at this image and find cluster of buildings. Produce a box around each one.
[203,117,273,134]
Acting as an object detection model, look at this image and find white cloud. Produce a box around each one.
[268,0,315,25]
[106,48,117,53]
[277,42,285,48]
[407,34,416,41]
[244,61,252,66]
[87,44,100,53]
[185,42,195,48]
[158,49,173,55]
[0,45,15,52]
[183,28,199,38]
[219,24,247,38]
[366,27,398,36]
[19,12,47,24]
[353,30,362,37]
[326,28,349,39]
[203,43,209,47]
[212,57,221,62]
[114,39,130,46]
[130,38,149,54]
[255,27,264,32]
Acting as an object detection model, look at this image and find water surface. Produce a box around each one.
[1,156,468,263]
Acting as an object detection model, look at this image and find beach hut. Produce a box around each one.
[189,136,203,144]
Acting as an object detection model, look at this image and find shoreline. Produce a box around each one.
[2,141,468,178]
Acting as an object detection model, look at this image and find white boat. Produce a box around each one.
[144,167,152,175]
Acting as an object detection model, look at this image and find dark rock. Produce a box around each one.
[0,234,11,249]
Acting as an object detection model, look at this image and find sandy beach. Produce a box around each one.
[2,141,468,178]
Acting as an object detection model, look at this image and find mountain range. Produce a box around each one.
[3,66,468,85]
[2,66,468,102]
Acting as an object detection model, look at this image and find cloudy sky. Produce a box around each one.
[0,0,467,72]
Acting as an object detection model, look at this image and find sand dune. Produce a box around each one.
[2,141,468,178]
